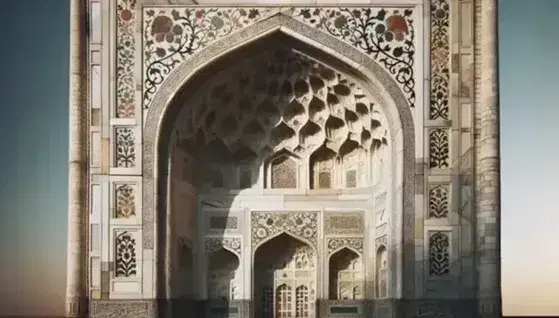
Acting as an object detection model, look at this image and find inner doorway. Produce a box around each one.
[254,233,316,318]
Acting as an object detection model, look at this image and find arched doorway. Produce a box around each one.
[254,233,316,318]
[328,248,363,301]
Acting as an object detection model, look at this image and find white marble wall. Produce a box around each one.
[71,0,501,317]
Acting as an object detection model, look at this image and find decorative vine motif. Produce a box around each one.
[206,237,242,255]
[115,184,136,218]
[429,231,450,276]
[116,0,136,118]
[429,184,449,218]
[251,211,318,248]
[327,237,363,254]
[429,129,449,169]
[293,7,416,107]
[142,7,277,109]
[115,231,137,277]
[430,0,450,120]
[115,127,136,168]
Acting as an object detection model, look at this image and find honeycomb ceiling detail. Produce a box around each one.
[174,49,388,163]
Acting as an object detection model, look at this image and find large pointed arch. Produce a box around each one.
[142,16,416,302]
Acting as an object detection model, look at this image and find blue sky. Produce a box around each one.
[0,0,557,316]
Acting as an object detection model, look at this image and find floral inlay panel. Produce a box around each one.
[430,0,450,120]
[293,7,416,108]
[115,184,136,218]
[115,231,137,277]
[141,7,416,110]
[327,237,363,254]
[428,128,449,169]
[428,231,450,276]
[115,127,136,168]
[116,0,136,118]
[428,184,449,218]
[142,7,278,109]
[251,211,319,249]
[206,237,242,256]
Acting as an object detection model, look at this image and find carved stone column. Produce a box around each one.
[476,0,502,316]
[65,0,88,316]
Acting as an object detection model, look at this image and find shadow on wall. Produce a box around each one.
[153,34,483,318]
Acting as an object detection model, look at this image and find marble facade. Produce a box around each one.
[65,0,501,317]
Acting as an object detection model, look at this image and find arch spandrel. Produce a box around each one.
[251,211,320,251]
[141,6,418,112]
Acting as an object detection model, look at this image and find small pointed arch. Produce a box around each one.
[253,231,316,270]
[339,140,366,188]
[207,247,240,301]
[310,146,337,189]
[265,149,299,189]
[375,245,388,299]
[328,247,363,300]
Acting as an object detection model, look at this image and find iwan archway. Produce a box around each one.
[67,2,502,318]
[146,26,414,317]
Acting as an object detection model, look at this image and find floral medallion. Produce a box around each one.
[251,211,319,249]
